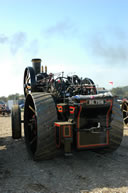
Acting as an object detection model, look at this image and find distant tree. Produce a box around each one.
[0,96,7,102]
[111,87,124,96]
[111,86,128,97]
[8,93,20,100]
[0,93,24,102]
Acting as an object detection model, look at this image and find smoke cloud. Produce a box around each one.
[88,29,128,65]
[0,32,39,56]
[0,34,8,44]
[44,19,77,37]
[0,32,27,55]
[10,32,27,54]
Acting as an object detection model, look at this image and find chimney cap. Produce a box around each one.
[31,58,42,62]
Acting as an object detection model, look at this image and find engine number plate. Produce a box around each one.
[88,99,105,105]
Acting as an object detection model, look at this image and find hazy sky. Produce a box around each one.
[0,0,128,96]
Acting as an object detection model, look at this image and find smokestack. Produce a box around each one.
[31,58,41,75]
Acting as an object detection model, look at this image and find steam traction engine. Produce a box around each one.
[11,59,123,160]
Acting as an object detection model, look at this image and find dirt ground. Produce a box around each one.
[0,116,128,193]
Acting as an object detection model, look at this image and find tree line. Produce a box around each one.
[111,86,128,98]
[0,93,24,102]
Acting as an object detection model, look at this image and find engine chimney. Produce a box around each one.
[31,58,41,75]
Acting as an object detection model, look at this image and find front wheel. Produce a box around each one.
[11,104,21,139]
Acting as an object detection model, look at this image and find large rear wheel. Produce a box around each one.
[95,99,123,153]
[107,99,123,152]
[24,92,57,160]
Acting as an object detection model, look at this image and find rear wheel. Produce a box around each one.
[95,99,123,153]
[24,92,57,160]
[107,99,123,152]
[11,105,21,139]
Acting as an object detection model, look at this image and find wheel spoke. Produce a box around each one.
[29,105,35,114]
[27,76,30,82]
[123,116,128,121]
[123,110,128,113]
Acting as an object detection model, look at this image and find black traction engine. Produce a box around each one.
[11,58,123,160]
